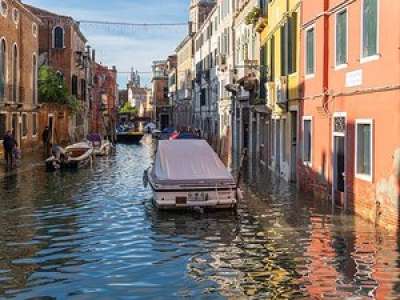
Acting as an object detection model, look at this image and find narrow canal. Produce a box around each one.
[0,136,399,299]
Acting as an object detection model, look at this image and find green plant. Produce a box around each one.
[38,65,69,104]
[119,101,137,114]
[67,95,83,113]
[245,7,261,26]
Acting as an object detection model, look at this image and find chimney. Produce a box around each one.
[92,49,96,62]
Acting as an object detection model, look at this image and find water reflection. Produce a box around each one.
[0,137,399,299]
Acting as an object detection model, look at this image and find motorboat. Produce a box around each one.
[87,133,114,156]
[145,139,239,210]
[116,131,144,143]
[46,142,94,171]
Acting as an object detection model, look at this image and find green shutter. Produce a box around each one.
[288,13,297,74]
[306,28,314,75]
[336,10,347,65]
[363,0,378,57]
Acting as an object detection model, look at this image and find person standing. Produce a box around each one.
[42,126,50,156]
[3,130,17,168]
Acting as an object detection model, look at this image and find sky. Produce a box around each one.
[23,0,191,88]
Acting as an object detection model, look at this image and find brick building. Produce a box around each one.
[298,0,400,231]
[91,62,118,139]
[0,0,41,156]
[26,4,91,144]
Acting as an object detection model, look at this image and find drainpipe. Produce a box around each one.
[322,0,333,207]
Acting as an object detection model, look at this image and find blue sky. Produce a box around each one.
[23,0,191,87]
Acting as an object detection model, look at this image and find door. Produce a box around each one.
[290,112,298,182]
[11,114,19,145]
[48,115,54,144]
[275,119,281,172]
[160,114,169,130]
[334,136,345,207]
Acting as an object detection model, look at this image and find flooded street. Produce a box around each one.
[0,137,399,299]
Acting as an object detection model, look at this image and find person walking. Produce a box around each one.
[3,130,17,168]
[42,126,50,156]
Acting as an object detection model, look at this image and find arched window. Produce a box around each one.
[53,26,64,49]
[32,54,37,105]
[0,38,6,99]
[12,43,18,103]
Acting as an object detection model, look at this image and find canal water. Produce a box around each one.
[0,136,399,299]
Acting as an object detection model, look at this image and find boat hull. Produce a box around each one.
[116,132,144,144]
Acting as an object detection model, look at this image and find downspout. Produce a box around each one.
[322,0,333,206]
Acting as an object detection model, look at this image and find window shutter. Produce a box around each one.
[336,10,347,65]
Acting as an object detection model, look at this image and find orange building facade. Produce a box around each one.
[298,0,400,231]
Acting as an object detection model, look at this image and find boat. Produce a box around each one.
[87,133,114,156]
[45,142,94,171]
[145,139,239,210]
[116,130,144,144]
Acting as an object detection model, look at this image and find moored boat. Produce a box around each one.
[45,142,94,171]
[116,131,144,144]
[145,140,239,210]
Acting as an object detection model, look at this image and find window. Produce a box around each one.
[336,9,347,67]
[269,36,275,81]
[0,0,7,17]
[0,39,5,99]
[22,113,28,137]
[12,8,19,24]
[356,120,373,180]
[32,113,38,136]
[32,23,38,37]
[303,117,312,164]
[32,54,37,105]
[0,113,6,138]
[362,0,378,59]
[12,44,18,103]
[71,75,78,96]
[53,26,64,49]
[305,27,315,76]
[288,13,298,74]
[280,23,288,76]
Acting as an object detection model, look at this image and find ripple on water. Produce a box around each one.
[0,141,400,299]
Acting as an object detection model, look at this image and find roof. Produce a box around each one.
[152,140,235,186]
[25,4,88,43]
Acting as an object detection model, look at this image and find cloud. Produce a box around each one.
[23,0,190,86]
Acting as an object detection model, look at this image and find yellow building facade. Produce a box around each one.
[259,0,301,182]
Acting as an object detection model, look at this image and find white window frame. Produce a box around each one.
[304,25,316,79]
[21,112,28,139]
[32,23,38,38]
[302,116,313,166]
[355,119,374,182]
[32,112,38,138]
[360,0,380,64]
[0,0,8,17]
[334,7,348,70]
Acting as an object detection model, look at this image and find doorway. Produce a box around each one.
[332,114,346,208]
[290,112,298,182]
[160,114,169,130]
[48,115,54,144]
[11,113,20,146]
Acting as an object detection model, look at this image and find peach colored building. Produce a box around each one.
[298,0,400,231]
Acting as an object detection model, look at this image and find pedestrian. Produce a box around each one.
[42,126,50,156]
[3,130,17,168]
